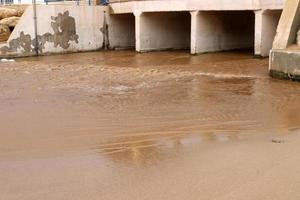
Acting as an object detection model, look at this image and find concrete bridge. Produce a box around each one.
[109,0,285,57]
[0,0,286,58]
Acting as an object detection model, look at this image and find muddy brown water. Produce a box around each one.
[1,51,300,200]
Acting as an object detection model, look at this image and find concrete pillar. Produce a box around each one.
[255,10,264,56]
[191,11,219,54]
[190,11,254,54]
[190,11,199,55]
[134,11,142,52]
[255,10,282,57]
[273,0,300,49]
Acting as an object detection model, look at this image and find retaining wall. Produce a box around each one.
[0,5,109,57]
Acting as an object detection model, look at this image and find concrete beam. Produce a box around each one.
[260,0,285,10]
[110,0,284,14]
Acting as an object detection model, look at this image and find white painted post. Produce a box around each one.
[134,11,142,52]
[254,10,263,56]
[190,11,199,55]
[255,9,282,57]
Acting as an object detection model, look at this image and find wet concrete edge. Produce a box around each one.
[270,69,300,82]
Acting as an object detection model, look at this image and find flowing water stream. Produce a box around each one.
[1,51,300,200]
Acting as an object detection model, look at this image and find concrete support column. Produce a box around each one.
[272,0,300,49]
[190,11,199,55]
[255,9,282,57]
[191,11,219,54]
[254,10,264,56]
[134,11,142,52]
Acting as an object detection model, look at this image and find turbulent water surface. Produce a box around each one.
[1,51,300,200]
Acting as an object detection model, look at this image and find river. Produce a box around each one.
[1,50,300,200]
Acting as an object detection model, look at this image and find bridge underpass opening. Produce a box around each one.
[191,11,255,54]
[135,11,191,52]
[109,13,135,50]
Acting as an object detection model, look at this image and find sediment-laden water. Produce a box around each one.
[1,51,300,200]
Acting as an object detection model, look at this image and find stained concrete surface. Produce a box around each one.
[1,51,300,200]
[0,11,79,55]
[270,49,300,81]
[0,5,109,57]
[269,0,300,80]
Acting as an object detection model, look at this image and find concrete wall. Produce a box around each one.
[135,11,190,52]
[255,9,282,57]
[108,13,135,50]
[270,49,300,80]
[191,11,254,54]
[0,5,109,57]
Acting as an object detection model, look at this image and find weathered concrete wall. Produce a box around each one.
[255,9,282,57]
[272,0,300,49]
[108,13,135,50]
[270,49,300,81]
[269,0,300,81]
[0,5,109,57]
[191,11,254,54]
[0,1,285,57]
[135,11,190,52]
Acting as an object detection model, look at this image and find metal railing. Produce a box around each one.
[45,0,98,5]
[0,0,14,4]
[0,0,108,5]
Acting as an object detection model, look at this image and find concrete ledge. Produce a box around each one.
[270,70,300,81]
[110,0,285,14]
[269,49,300,81]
